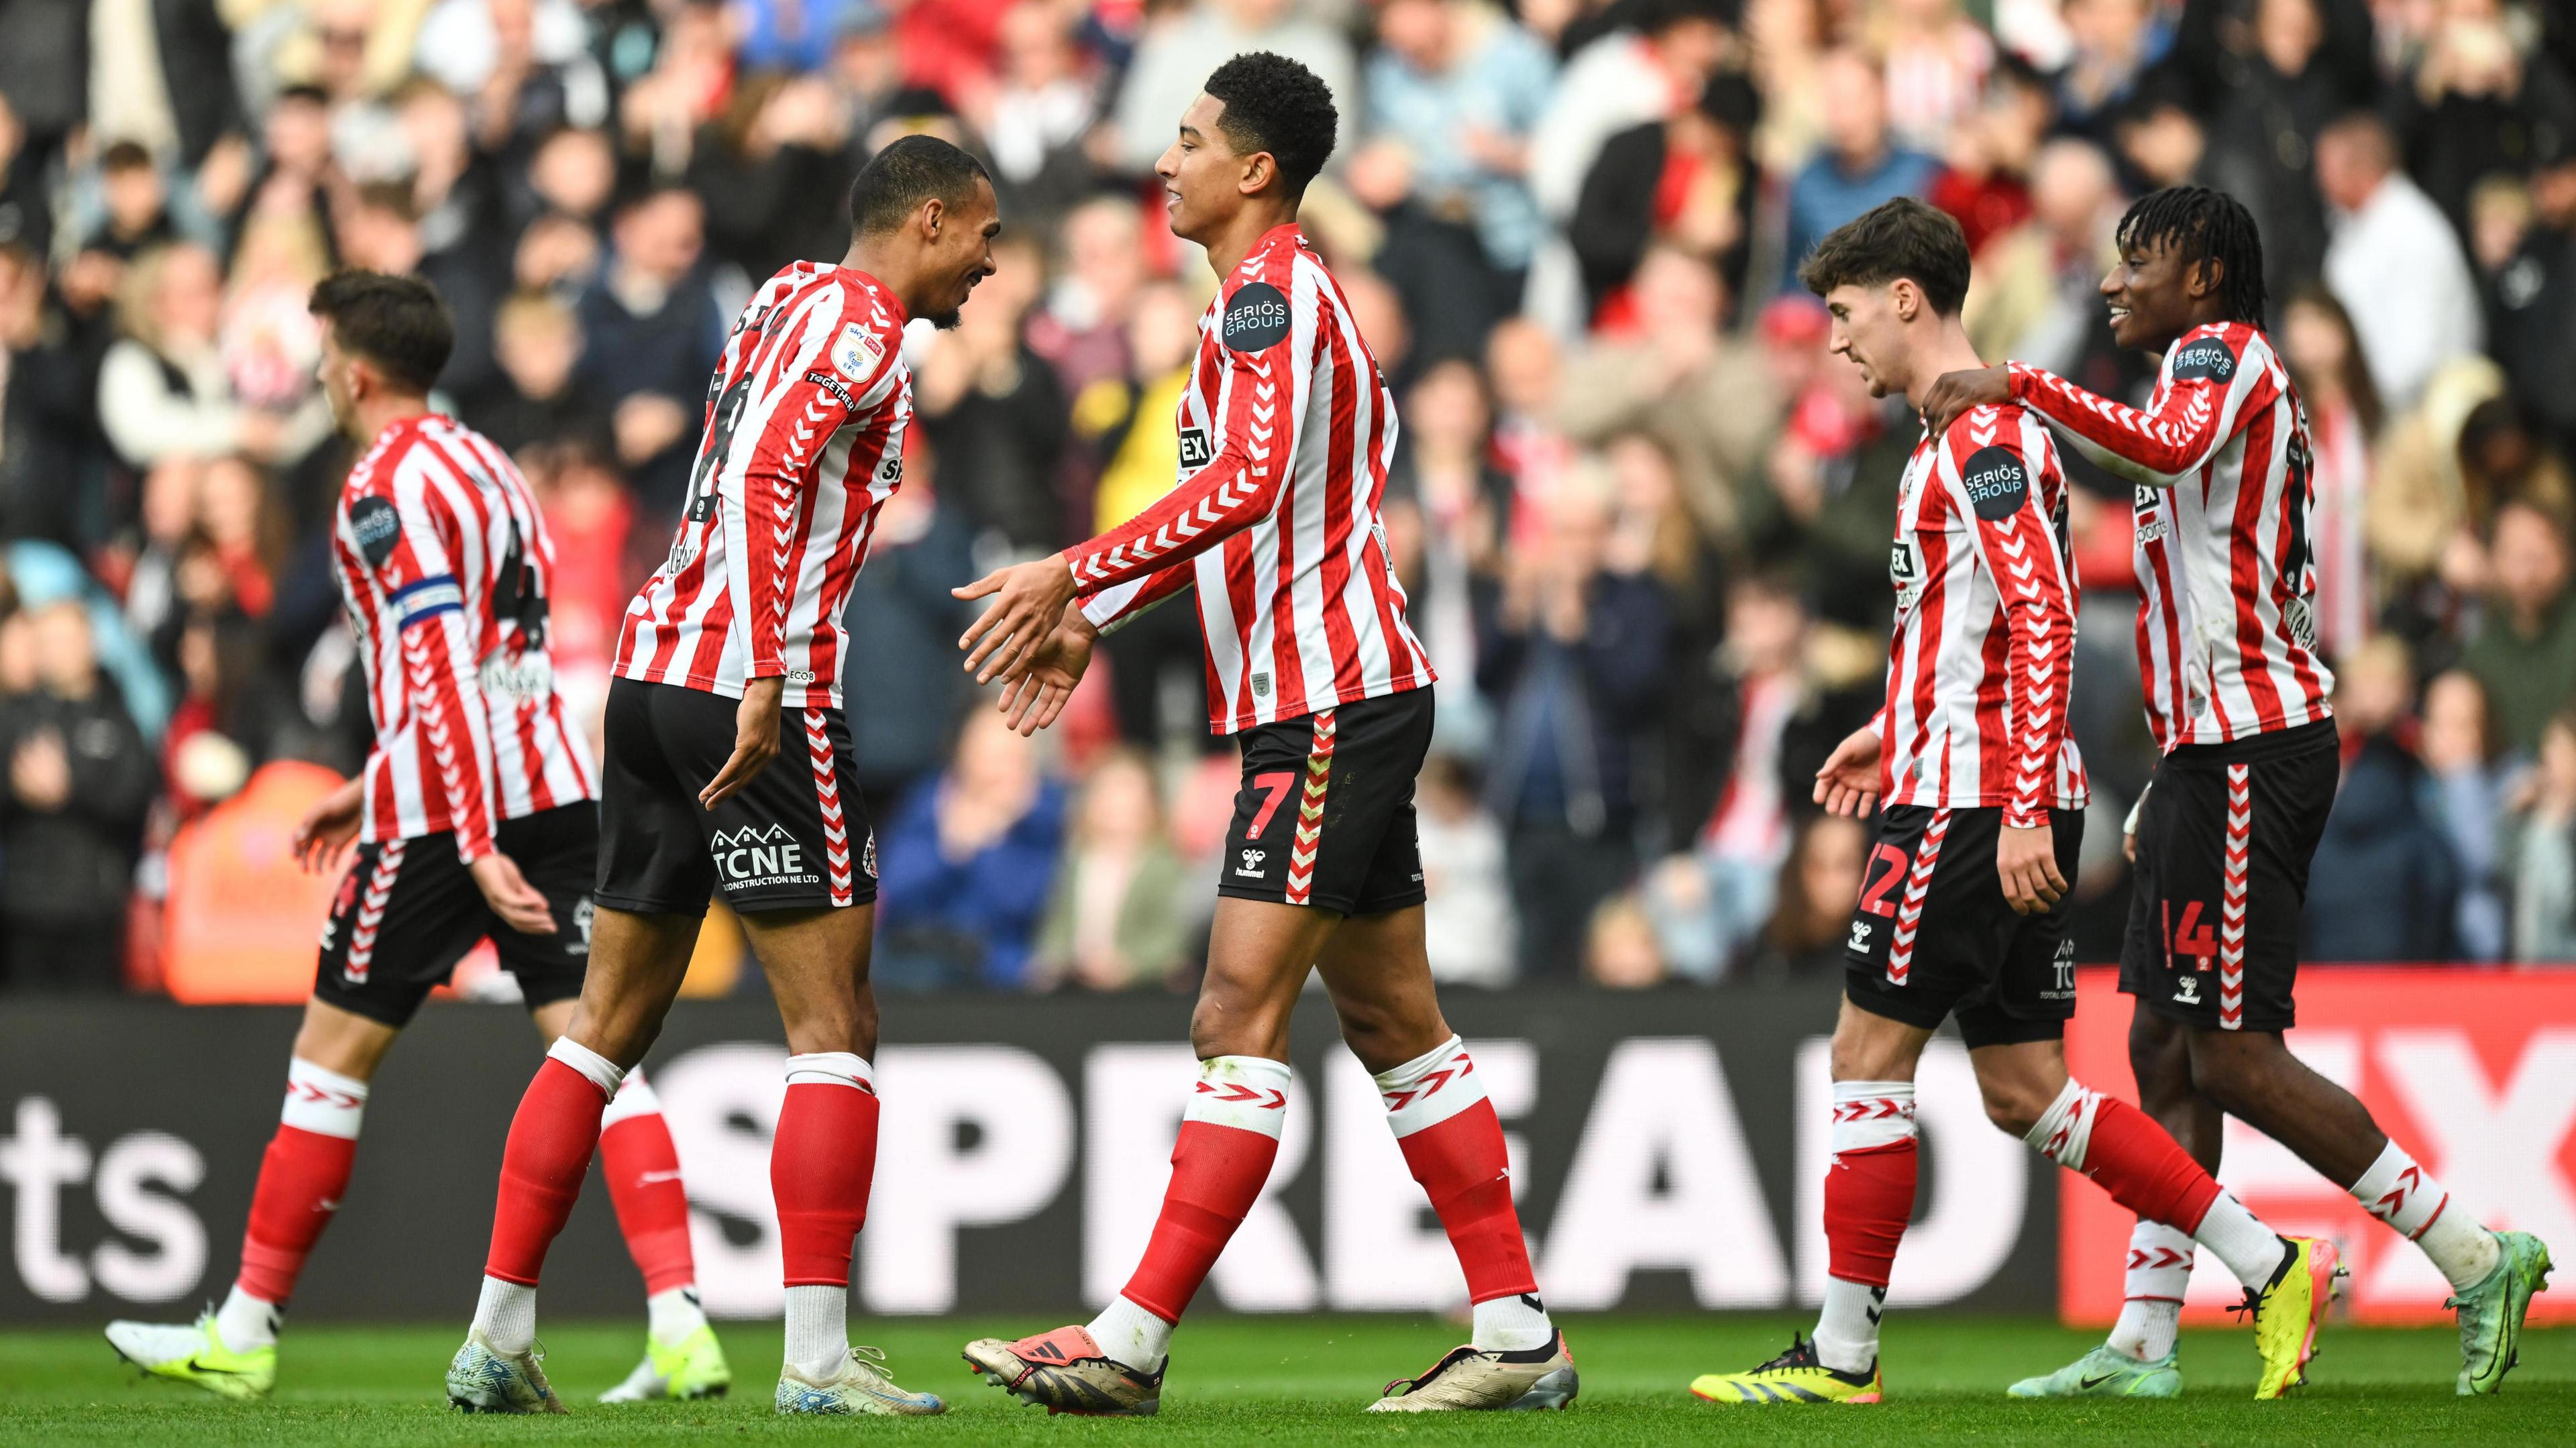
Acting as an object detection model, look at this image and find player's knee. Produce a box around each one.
[2183,1034,2264,1113]
[1978,1082,2050,1139]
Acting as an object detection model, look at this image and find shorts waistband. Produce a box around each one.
[2164,715,2338,768]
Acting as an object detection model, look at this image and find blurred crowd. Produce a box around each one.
[2,0,2574,996]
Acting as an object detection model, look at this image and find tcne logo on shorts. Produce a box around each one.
[711,824,807,885]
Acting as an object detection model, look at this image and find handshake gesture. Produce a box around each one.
[953,553,1099,737]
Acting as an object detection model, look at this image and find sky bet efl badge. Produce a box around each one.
[831,321,885,382]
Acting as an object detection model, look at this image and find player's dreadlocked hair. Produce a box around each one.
[1202,52,1338,199]
[2115,185,2268,325]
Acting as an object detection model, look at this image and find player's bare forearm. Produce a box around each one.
[1921,364,2012,437]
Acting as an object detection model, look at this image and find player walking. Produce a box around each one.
[1925,186,2552,1399]
[948,54,1569,1414]
[439,137,997,1416]
[105,272,727,1404]
[1688,200,2335,1408]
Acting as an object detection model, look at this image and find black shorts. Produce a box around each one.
[1843,804,2084,1049]
[2120,717,2337,1034]
[1216,689,1431,917]
[313,804,597,1028]
[596,677,877,915]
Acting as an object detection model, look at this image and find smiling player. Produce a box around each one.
[1688,199,2334,1410]
[1925,186,2552,1400]
[948,54,1570,1415]
[440,135,996,1416]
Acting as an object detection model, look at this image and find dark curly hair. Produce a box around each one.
[2116,184,2268,326]
[1797,197,1970,317]
[1201,52,1338,200]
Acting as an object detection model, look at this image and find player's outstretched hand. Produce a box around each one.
[997,615,1097,737]
[1997,821,2068,916]
[1921,363,2013,436]
[701,675,784,808]
[292,777,366,873]
[470,850,558,936]
[1813,725,1883,819]
[954,554,1077,684]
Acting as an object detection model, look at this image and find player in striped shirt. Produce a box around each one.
[1929,188,2552,1399]
[1693,200,2331,1410]
[953,54,1566,1415]
[109,273,727,1406]
[445,138,997,1416]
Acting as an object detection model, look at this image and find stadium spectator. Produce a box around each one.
[1417,751,1515,987]
[2305,636,2461,962]
[2316,111,2484,409]
[2277,285,2383,663]
[1475,467,1670,979]
[2461,498,2576,757]
[875,708,1068,991]
[98,245,302,470]
[1778,48,1941,291]
[2508,708,2576,962]
[0,598,154,989]
[0,243,103,550]
[1746,810,1868,979]
[915,234,1069,553]
[2420,668,2513,961]
[1033,748,1187,991]
[1568,76,1759,327]
[1558,247,1772,555]
[2489,135,2576,459]
[576,188,724,512]
[1582,889,1667,987]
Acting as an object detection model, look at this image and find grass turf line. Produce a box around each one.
[4,1315,2567,1445]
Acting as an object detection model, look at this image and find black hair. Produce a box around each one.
[2116,184,2268,325]
[1201,52,1338,199]
[100,140,156,174]
[309,270,454,393]
[1797,197,1970,317]
[847,134,991,237]
[1636,0,1739,34]
[274,84,330,109]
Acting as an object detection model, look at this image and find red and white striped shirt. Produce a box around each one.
[1880,404,2088,828]
[616,260,912,710]
[332,414,596,862]
[1072,225,1434,733]
[2010,322,2334,750]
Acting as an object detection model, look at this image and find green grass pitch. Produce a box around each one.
[4,1315,2567,1445]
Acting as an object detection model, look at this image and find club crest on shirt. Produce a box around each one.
[2169,335,2238,382]
[1222,282,1291,351]
[350,496,402,567]
[1960,445,2029,521]
[830,322,885,382]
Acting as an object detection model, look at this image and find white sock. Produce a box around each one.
[2346,1139,2496,1291]
[1471,1292,1553,1353]
[547,1036,626,1097]
[2109,1220,2194,1361]
[784,1284,849,1381]
[2021,1079,2104,1168]
[2190,1192,2288,1290]
[1813,1277,1884,1374]
[472,1274,537,1355]
[647,1285,706,1345]
[1085,1294,1173,1372]
[214,1284,280,1353]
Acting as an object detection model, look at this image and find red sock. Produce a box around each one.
[600,1071,696,1295]
[1378,1040,1538,1303]
[2057,1093,2222,1233]
[2019,1082,2225,1226]
[773,1054,881,1287]
[237,1126,358,1303]
[237,1059,368,1303]
[1824,1139,1918,1286]
[1120,1056,1291,1323]
[484,1055,612,1286]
